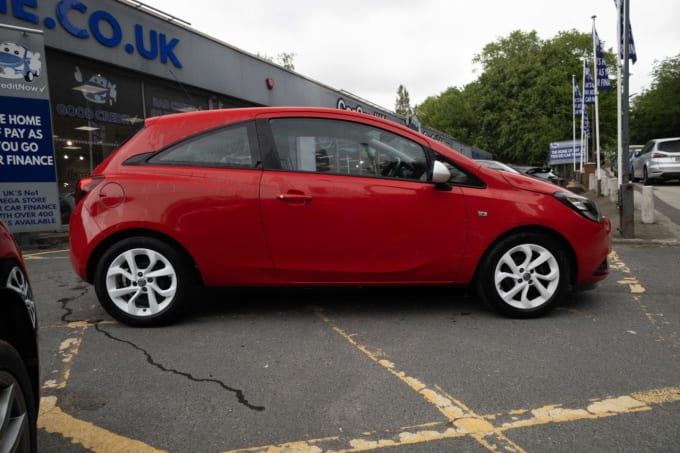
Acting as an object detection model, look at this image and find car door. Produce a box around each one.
[257,114,467,284]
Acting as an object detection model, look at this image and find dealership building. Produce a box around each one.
[1,0,489,230]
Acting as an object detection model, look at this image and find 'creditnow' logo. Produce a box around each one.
[1,0,183,68]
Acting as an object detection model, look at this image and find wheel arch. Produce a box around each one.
[85,228,201,285]
[473,225,578,287]
[0,288,39,407]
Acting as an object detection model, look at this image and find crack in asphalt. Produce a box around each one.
[56,284,265,411]
[93,323,266,411]
[57,285,91,323]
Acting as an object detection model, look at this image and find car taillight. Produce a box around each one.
[650,152,667,159]
[74,176,104,204]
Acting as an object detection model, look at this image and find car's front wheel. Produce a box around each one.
[94,237,196,326]
[0,341,37,453]
[476,233,570,318]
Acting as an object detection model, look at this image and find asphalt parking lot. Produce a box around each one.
[26,234,680,452]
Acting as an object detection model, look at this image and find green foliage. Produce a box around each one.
[419,85,477,143]
[631,54,680,142]
[417,29,619,165]
[395,85,412,117]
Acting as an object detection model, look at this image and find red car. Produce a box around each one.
[69,107,611,326]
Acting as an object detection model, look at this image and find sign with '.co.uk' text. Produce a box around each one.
[0,24,60,233]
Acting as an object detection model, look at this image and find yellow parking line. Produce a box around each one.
[39,397,167,453]
[609,250,677,346]
[311,308,526,453]
[225,386,680,453]
[22,248,69,260]
[42,322,89,390]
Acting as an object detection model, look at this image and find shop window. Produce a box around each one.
[47,50,144,222]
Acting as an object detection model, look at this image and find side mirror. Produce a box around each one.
[432,160,451,184]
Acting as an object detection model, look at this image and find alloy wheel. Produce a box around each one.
[0,370,30,453]
[105,248,178,318]
[493,243,560,310]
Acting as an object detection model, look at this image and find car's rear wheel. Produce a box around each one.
[476,233,570,318]
[94,237,195,326]
[643,167,654,185]
[0,341,37,453]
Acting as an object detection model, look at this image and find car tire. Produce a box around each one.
[476,233,570,318]
[0,340,37,453]
[643,167,653,186]
[94,237,196,326]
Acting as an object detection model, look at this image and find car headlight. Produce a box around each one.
[553,192,602,223]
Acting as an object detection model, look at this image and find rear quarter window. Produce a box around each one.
[658,140,680,153]
[148,122,257,168]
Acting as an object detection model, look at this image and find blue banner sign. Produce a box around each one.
[0,25,60,232]
[549,141,583,166]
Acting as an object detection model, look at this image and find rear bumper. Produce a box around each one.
[648,162,680,179]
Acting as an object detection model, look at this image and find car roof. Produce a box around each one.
[95,107,482,175]
[651,137,680,143]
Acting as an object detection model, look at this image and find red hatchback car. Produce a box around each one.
[69,107,611,326]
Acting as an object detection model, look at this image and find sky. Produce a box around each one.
[141,0,680,112]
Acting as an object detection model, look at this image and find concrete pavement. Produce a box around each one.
[583,185,680,245]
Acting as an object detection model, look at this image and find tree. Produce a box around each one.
[631,54,680,142]
[395,84,412,117]
[417,85,477,143]
[418,30,618,165]
[277,52,296,71]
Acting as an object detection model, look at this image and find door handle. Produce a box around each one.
[277,193,312,203]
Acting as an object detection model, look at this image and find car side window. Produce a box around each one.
[149,123,256,168]
[641,142,654,156]
[268,118,428,181]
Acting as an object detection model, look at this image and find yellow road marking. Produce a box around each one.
[609,250,677,346]
[311,308,526,453]
[42,322,89,390]
[23,248,69,260]
[39,397,167,453]
[226,386,680,452]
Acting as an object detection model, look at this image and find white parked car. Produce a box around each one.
[632,138,680,185]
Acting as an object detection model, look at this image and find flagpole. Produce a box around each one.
[592,15,602,195]
[580,55,586,173]
[620,0,634,238]
[616,4,623,187]
[572,74,577,173]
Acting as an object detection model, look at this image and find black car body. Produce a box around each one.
[0,220,39,452]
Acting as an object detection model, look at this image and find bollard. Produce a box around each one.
[609,178,618,202]
[588,173,597,192]
[640,186,655,224]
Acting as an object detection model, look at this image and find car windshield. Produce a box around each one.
[477,160,520,174]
